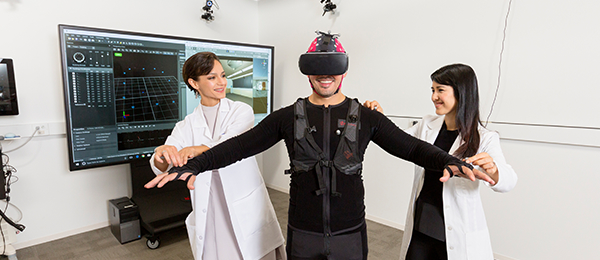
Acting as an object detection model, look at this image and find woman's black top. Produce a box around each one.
[413,122,459,241]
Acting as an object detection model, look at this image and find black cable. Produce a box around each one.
[485,0,513,127]
[0,153,7,256]
[0,201,7,256]
[0,153,25,235]
[0,153,6,167]
[0,211,23,232]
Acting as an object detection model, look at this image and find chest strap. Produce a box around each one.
[303,126,341,197]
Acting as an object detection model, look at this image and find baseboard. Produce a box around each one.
[13,221,109,250]
[265,184,288,194]
[364,214,405,231]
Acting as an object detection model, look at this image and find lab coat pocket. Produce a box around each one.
[185,213,200,258]
[454,178,478,196]
[185,213,195,235]
[465,229,494,260]
[232,186,275,239]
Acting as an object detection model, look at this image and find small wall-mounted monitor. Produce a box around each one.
[0,58,19,115]
[58,24,275,171]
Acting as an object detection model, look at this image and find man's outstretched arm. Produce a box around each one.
[145,108,287,189]
[368,111,495,185]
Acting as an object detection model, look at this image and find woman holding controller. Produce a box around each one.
[401,64,517,260]
[367,63,517,260]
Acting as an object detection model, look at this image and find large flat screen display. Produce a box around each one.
[59,24,274,171]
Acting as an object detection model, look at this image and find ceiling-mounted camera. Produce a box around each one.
[201,0,218,21]
[320,0,337,16]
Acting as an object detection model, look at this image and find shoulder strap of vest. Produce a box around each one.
[292,98,329,196]
[294,98,324,156]
[294,98,309,140]
[328,98,361,197]
[344,98,360,142]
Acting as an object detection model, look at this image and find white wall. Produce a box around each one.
[257,0,600,259]
[0,0,259,249]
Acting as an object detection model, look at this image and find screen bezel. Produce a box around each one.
[58,24,275,171]
[0,58,19,116]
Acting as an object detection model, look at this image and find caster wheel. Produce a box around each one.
[146,238,160,249]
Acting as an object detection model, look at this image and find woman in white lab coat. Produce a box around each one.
[399,64,517,260]
[147,52,285,260]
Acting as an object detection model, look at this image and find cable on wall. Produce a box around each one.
[2,127,39,153]
[1,202,8,256]
[485,0,514,127]
[0,153,25,234]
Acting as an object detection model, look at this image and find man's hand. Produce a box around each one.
[363,100,384,113]
[440,165,496,185]
[144,171,197,190]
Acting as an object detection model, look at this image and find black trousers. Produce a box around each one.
[406,230,448,260]
[286,223,368,260]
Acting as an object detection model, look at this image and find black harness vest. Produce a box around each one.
[286,97,363,197]
[286,98,367,259]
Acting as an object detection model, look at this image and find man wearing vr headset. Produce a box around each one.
[146,31,494,260]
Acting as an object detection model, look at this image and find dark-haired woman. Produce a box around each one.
[149,52,285,260]
[400,64,517,260]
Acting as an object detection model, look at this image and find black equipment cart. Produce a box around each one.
[129,159,192,249]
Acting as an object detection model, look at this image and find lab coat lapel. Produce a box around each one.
[448,134,462,157]
[201,108,213,140]
[426,116,462,156]
[191,104,213,140]
[424,115,445,143]
[213,99,231,142]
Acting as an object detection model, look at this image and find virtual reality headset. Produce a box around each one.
[298,52,349,75]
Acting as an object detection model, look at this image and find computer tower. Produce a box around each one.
[109,197,141,244]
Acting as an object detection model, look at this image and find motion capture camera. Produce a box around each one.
[298,31,349,76]
[201,11,214,21]
[321,0,337,16]
[201,0,215,21]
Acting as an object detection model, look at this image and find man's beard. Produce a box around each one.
[311,76,339,97]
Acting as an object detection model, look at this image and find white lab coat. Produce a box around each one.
[400,115,517,260]
[150,98,285,260]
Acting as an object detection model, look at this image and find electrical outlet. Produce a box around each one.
[33,123,49,135]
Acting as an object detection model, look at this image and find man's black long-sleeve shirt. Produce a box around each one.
[170,97,465,233]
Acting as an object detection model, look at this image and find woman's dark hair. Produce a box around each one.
[431,63,481,158]
[182,52,221,95]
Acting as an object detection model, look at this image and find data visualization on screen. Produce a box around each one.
[59,25,274,171]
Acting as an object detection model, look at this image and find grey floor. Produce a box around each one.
[13,188,403,260]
